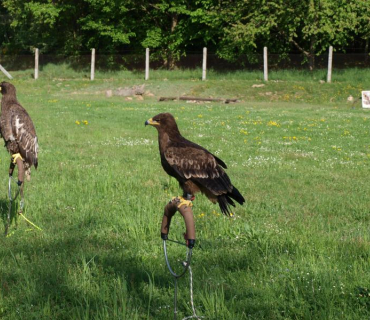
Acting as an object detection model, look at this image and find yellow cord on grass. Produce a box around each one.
[18,212,43,231]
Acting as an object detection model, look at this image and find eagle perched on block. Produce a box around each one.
[0,82,38,182]
[145,112,245,215]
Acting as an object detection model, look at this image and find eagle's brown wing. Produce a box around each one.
[164,143,233,194]
[1,103,38,168]
[163,139,244,215]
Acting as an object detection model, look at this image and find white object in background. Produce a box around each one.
[34,48,39,80]
[362,91,370,109]
[202,47,207,81]
[145,48,149,80]
[90,48,95,81]
[0,64,12,79]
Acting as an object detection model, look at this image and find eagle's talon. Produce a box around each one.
[11,153,23,164]
[177,196,193,208]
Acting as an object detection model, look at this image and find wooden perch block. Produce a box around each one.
[158,96,177,101]
[158,96,239,104]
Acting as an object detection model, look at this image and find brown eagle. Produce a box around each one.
[0,82,38,183]
[145,112,245,215]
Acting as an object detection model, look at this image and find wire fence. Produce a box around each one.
[0,50,369,84]
[0,52,369,73]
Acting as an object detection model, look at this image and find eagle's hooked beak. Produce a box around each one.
[145,118,159,126]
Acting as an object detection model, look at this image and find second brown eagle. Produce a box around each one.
[0,82,38,183]
[145,112,245,215]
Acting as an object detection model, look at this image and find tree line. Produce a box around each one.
[0,0,369,70]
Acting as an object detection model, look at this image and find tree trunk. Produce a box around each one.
[288,36,315,71]
[165,13,178,70]
[308,37,315,71]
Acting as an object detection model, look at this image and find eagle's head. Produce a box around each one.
[145,113,180,134]
[0,82,16,96]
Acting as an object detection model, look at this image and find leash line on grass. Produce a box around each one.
[6,175,43,235]
[163,239,203,320]
[18,212,43,231]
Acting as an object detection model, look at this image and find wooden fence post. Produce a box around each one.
[34,48,39,80]
[145,48,150,80]
[263,47,268,82]
[90,48,95,81]
[327,46,333,83]
[202,47,207,81]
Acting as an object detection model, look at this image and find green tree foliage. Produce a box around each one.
[2,0,62,52]
[213,0,359,69]
[78,0,136,52]
[140,1,192,68]
[0,0,369,68]
[355,0,370,62]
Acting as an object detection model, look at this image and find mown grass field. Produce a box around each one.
[0,67,369,319]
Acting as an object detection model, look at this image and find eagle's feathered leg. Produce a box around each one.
[161,196,196,248]
[24,162,31,181]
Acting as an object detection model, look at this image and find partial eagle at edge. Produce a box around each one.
[145,112,245,215]
[0,82,39,181]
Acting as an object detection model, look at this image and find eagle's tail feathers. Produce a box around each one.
[217,195,232,216]
[217,186,245,216]
[229,186,245,205]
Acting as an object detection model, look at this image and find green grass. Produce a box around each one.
[0,68,369,319]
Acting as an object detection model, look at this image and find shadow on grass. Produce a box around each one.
[0,227,177,318]
[0,198,19,236]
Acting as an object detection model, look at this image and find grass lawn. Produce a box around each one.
[0,67,369,319]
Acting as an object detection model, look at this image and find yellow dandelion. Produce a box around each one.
[83,120,88,125]
[198,114,203,118]
[75,120,80,125]
[267,120,280,127]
